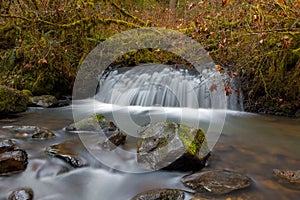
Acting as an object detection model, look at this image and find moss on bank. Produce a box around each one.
[0,0,299,115]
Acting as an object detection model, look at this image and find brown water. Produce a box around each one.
[0,106,299,200]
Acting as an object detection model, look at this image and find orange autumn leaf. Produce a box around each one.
[38,58,47,64]
[215,65,224,74]
[224,84,232,96]
[209,83,218,92]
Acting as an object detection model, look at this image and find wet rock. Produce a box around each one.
[45,142,88,168]
[137,122,210,171]
[65,114,112,132]
[32,129,55,139]
[0,146,28,175]
[182,169,252,195]
[29,95,58,108]
[131,188,185,200]
[57,96,71,107]
[100,131,127,150]
[0,139,19,149]
[8,188,34,200]
[273,169,300,183]
[2,125,55,139]
[0,85,28,114]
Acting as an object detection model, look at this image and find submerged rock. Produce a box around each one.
[45,142,88,168]
[181,169,252,195]
[131,188,185,200]
[137,122,210,171]
[8,188,34,200]
[0,146,28,175]
[273,169,300,183]
[0,85,28,114]
[1,125,55,139]
[100,131,127,150]
[29,95,58,108]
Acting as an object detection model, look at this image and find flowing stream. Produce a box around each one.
[0,64,299,199]
[0,106,299,200]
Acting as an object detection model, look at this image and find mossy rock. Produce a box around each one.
[65,114,116,132]
[137,122,210,171]
[0,85,29,115]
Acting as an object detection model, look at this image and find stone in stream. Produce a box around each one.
[0,143,28,175]
[45,141,88,168]
[100,131,127,151]
[0,85,29,115]
[29,95,58,108]
[65,114,114,132]
[8,188,34,200]
[181,169,252,195]
[1,125,55,139]
[273,169,300,183]
[0,139,19,149]
[137,122,210,171]
[131,188,185,200]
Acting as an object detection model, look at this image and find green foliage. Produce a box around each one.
[0,0,299,115]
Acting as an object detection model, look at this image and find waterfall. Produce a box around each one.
[95,64,243,110]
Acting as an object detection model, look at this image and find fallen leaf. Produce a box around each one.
[215,65,224,74]
[209,83,218,92]
[224,83,232,96]
[38,58,47,64]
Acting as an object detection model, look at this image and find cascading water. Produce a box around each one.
[96,64,243,110]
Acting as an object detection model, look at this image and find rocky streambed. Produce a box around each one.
[0,106,299,200]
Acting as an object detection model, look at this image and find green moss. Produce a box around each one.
[0,85,28,114]
[178,124,209,157]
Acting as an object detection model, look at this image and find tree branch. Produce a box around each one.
[111,2,147,26]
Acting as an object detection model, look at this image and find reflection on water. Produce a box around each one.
[0,106,299,200]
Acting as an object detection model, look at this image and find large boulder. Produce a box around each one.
[181,169,252,195]
[137,122,210,171]
[0,85,28,114]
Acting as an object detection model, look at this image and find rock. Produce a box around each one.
[0,139,19,149]
[273,169,300,183]
[32,129,55,139]
[100,131,127,150]
[137,122,210,171]
[0,146,28,175]
[0,85,28,114]
[181,169,252,195]
[29,95,58,108]
[45,142,88,168]
[65,114,113,132]
[131,188,185,200]
[2,125,55,139]
[8,188,34,200]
